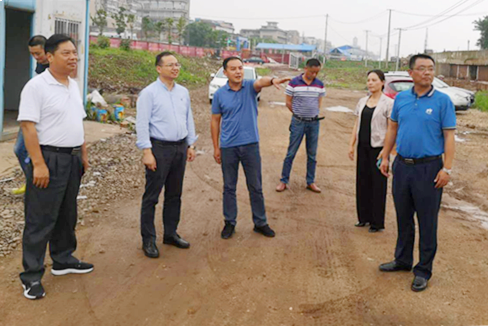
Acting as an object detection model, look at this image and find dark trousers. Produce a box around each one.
[20,149,83,284]
[220,143,267,227]
[140,139,187,242]
[392,157,443,279]
[280,117,320,185]
[356,144,387,229]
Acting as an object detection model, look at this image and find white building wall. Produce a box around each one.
[35,0,88,95]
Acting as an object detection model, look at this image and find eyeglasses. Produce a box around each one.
[159,63,181,68]
[413,67,434,73]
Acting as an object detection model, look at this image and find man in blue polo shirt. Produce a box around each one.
[276,58,326,193]
[211,56,290,239]
[378,54,456,292]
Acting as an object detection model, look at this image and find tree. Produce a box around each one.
[474,16,488,49]
[111,7,127,38]
[127,14,135,39]
[165,17,174,45]
[142,16,154,41]
[176,17,186,45]
[155,21,165,42]
[91,9,108,36]
[185,22,228,48]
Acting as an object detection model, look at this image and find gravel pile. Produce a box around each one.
[0,133,145,257]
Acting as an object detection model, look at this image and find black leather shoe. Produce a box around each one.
[379,261,412,272]
[221,222,235,239]
[253,224,276,238]
[142,241,159,258]
[355,222,369,227]
[411,276,428,292]
[163,234,190,249]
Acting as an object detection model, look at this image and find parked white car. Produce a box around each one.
[208,66,261,103]
[385,71,474,111]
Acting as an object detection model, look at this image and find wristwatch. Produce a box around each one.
[442,167,452,175]
[188,145,195,150]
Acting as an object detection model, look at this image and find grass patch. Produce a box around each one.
[255,67,271,76]
[320,61,405,90]
[474,91,488,112]
[89,47,219,93]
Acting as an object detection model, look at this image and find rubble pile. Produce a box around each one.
[0,133,145,257]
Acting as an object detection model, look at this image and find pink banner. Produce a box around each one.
[148,42,160,52]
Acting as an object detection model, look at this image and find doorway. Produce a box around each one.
[3,8,32,137]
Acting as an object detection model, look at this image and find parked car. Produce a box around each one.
[243,56,265,64]
[384,72,474,110]
[208,66,261,103]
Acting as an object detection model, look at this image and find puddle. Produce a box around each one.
[325,106,353,113]
[442,196,488,230]
[269,101,286,106]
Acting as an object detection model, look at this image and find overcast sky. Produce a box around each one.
[190,0,488,58]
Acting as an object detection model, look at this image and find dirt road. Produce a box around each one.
[1,71,488,325]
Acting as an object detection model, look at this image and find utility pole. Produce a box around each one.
[365,30,370,67]
[395,28,403,71]
[379,37,383,69]
[385,9,392,70]
[424,28,428,53]
[468,40,470,50]
[323,14,329,64]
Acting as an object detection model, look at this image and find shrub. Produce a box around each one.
[474,91,488,112]
[120,39,131,51]
[97,35,110,49]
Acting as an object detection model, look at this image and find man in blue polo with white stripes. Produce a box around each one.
[276,58,326,193]
[379,54,456,292]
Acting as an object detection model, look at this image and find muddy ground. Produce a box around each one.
[1,67,488,325]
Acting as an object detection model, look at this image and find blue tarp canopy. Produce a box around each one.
[256,43,316,52]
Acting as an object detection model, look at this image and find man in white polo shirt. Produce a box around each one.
[17,34,93,300]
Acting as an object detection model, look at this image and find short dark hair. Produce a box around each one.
[223,56,243,70]
[45,34,75,54]
[367,69,386,91]
[155,51,175,66]
[409,54,435,70]
[306,58,321,68]
[28,35,47,48]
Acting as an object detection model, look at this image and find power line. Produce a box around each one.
[394,9,488,17]
[406,0,486,31]
[402,0,471,30]
[328,11,387,25]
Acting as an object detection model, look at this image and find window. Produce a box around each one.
[54,18,81,44]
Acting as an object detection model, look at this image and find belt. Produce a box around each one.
[150,137,186,145]
[293,114,324,122]
[41,145,81,155]
[397,154,442,165]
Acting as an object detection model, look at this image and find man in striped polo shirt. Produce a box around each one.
[276,58,326,193]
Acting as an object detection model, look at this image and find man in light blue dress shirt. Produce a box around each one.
[136,51,197,258]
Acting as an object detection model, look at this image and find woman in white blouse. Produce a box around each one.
[348,70,393,233]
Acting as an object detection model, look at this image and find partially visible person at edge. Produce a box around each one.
[210,56,291,239]
[276,58,326,194]
[378,54,456,293]
[12,35,50,195]
[136,51,197,259]
[348,70,393,233]
[18,34,93,300]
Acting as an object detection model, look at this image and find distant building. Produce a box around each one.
[240,22,300,44]
[432,50,488,82]
[195,18,235,34]
[90,0,142,39]
[136,0,190,21]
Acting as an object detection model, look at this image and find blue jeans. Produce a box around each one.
[14,129,29,176]
[220,143,267,227]
[280,116,319,185]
